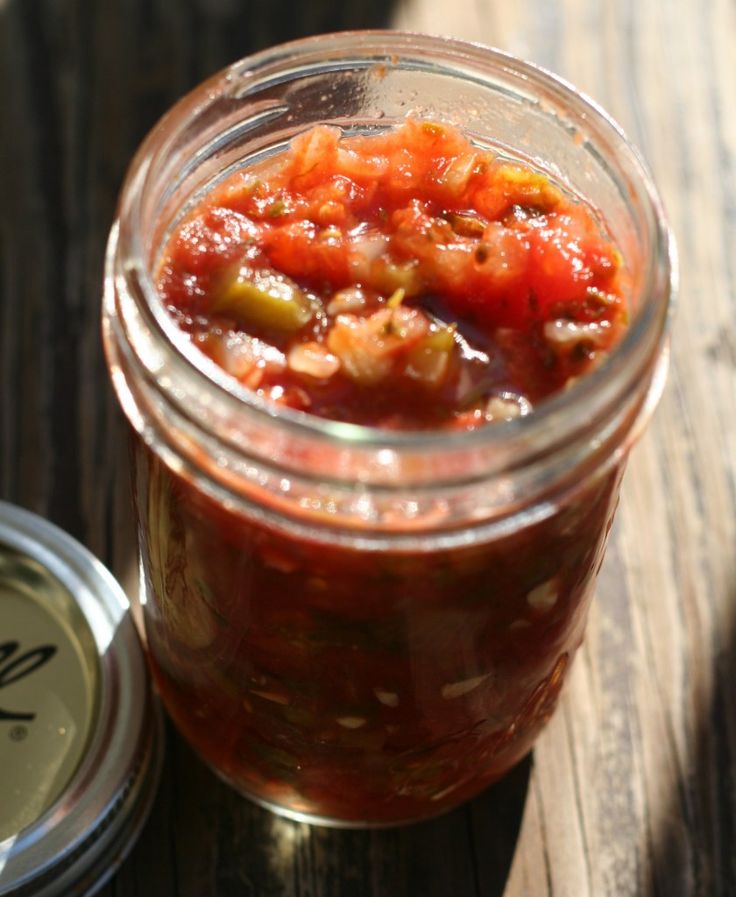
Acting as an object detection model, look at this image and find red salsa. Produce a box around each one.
[139,120,627,823]
[157,119,625,429]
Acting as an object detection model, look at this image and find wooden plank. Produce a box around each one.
[1,0,735,895]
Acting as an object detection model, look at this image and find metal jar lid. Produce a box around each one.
[0,501,163,897]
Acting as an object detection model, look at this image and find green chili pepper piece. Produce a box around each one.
[214,268,314,331]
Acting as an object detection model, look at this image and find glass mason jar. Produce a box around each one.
[103,32,674,826]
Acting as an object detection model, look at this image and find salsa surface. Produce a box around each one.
[157,119,626,429]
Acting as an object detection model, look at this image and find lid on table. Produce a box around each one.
[0,502,163,897]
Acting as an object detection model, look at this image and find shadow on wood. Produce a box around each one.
[650,578,736,897]
[115,721,530,897]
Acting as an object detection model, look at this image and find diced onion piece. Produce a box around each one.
[260,384,311,410]
[337,716,367,729]
[328,316,392,384]
[349,234,390,278]
[250,688,290,705]
[373,688,400,708]
[327,307,429,385]
[441,673,491,700]
[404,326,456,386]
[430,782,463,802]
[441,152,481,196]
[287,342,341,379]
[213,266,314,331]
[289,125,340,180]
[194,331,285,387]
[544,319,609,353]
[527,579,559,610]
[336,146,389,180]
[327,287,367,315]
[485,392,532,421]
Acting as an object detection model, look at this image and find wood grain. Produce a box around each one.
[2,0,734,895]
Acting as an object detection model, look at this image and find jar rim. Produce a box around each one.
[108,30,675,477]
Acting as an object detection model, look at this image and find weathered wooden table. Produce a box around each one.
[2,0,735,894]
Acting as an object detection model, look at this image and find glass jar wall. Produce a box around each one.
[103,32,673,826]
